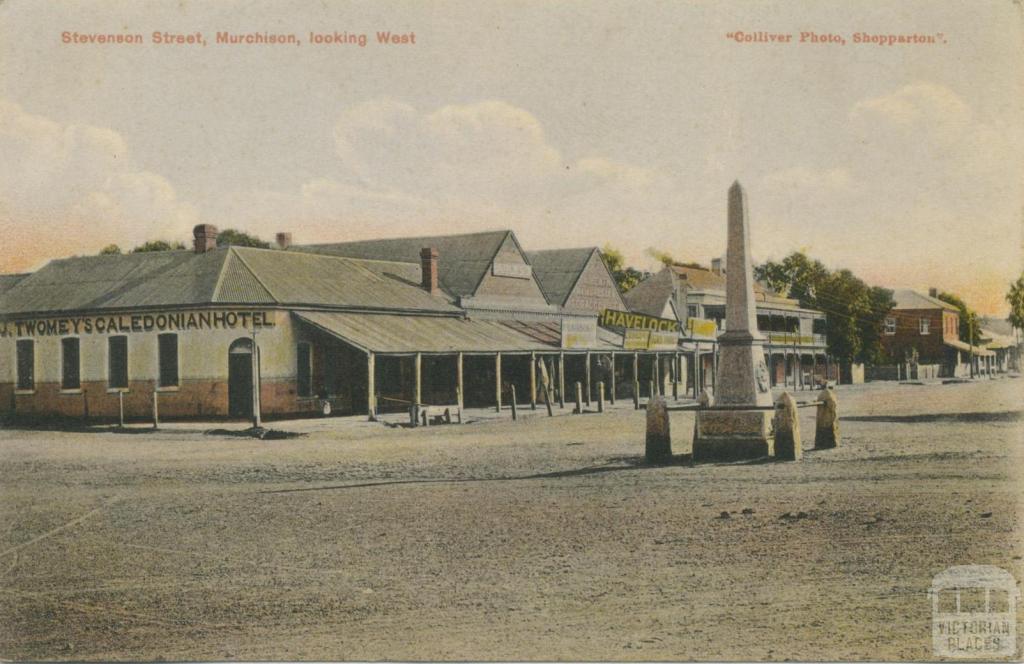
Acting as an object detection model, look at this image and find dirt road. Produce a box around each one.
[0,379,1021,660]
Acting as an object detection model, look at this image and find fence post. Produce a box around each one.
[574,381,583,414]
[118,390,125,428]
[597,382,605,413]
[510,385,518,421]
[633,380,640,410]
[152,389,159,429]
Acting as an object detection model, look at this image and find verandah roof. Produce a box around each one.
[294,312,624,354]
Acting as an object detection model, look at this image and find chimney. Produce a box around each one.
[275,232,292,250]
[928,287,938,298]
[711,257,723,275]
[192,224,218,253]
[420,247,439,296]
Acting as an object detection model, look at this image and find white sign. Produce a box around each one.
[561,317,597,349]
[492,262,533,279]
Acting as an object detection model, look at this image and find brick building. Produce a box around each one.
[880,288,994,377]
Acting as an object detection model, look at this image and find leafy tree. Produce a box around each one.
[99,244,122,255]
[1006,272,1024,335]
[130,240,186,253]
[601,244,645,293]
[754,252,894,366]
[937,291,982,343]
[216,228,270,249]
[645,247,703,270]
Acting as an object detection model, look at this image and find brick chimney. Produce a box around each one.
[420,247,440,296]
[275,232,292,250]
[929,287,938,298]
[193,224,218,253]
[711,257,723,275]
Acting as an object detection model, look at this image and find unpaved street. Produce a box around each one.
[0,379,1021,660]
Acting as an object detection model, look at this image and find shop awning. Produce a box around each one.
[944,339,995,357]
[296,311,629,354]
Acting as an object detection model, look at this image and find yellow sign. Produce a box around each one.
[600,308,681,333]
[686,317,718,339]
[623,329,678,350]
[767,333,815,345]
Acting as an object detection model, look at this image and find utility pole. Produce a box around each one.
[251,326,262,428]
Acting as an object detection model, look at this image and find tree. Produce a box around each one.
[645,247,703,270]
[1006,272,1024,335]
[601,244,645,293]
[216,228,270,248]
[937,291,982,343]
[99,244,122,255]
[130,240,186,253]
[754,252,894,366]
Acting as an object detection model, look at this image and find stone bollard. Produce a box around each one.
[645,395,672,464]
[773,392,801,461]
[814,387,840,449]
[597,382,605,413]
[692,388,713,448]
[574,382,583,414]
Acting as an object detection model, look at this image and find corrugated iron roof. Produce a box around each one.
[292,230,512,298]
[623,268,673,317]
[0,247,457,316]
[294,311,555,353]
[892,289,959,312]
[0,273,30,295]
[944,338,995,357]
[232,248,457,312]
[526,248,597,306]
[295,311,623,353]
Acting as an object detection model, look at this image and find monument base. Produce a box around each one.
[693,410,774,462]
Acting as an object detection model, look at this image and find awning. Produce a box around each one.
[295,311,621,354]
[498,320,623,351]
[944,339,995,357]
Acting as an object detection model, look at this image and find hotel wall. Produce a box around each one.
[0,309,321,421]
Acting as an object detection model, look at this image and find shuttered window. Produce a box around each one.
[61,337,81,390]
[108,336,128,389]
[158,333,179,387]
[16,339,34,391]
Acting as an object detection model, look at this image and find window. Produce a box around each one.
[158,333,179,387]
[687,305,698,319]
[61,337,81,390]
[108,336,128,389]
[884,318,896,335]
[296,342,312,397]
[16,339,34,391]
[919,318,930,335]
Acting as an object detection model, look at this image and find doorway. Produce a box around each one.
[228,337,254,418]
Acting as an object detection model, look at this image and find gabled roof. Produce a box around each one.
[0,247,458,316]
[0,273,30,295]
[292,230,513,298]
[525,247,599,306]
[623,268,674,317]
[892,289,959,312]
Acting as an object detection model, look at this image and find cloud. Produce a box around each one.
[0,100,197,269]
[212,99,693,264]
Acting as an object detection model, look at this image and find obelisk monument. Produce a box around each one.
[692,181,774,461]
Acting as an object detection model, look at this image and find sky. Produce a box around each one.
[0,0,1021,314]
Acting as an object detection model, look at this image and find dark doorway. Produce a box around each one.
[228,338,254,418]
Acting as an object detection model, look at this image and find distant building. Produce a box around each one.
[624,260,832,389]
[880,288,994,377]
[526,247,626,315]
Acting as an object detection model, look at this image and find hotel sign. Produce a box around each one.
[623,329,678,351]
[561,317,597,349]
[0,309,276,338]
[599,308,681,333]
